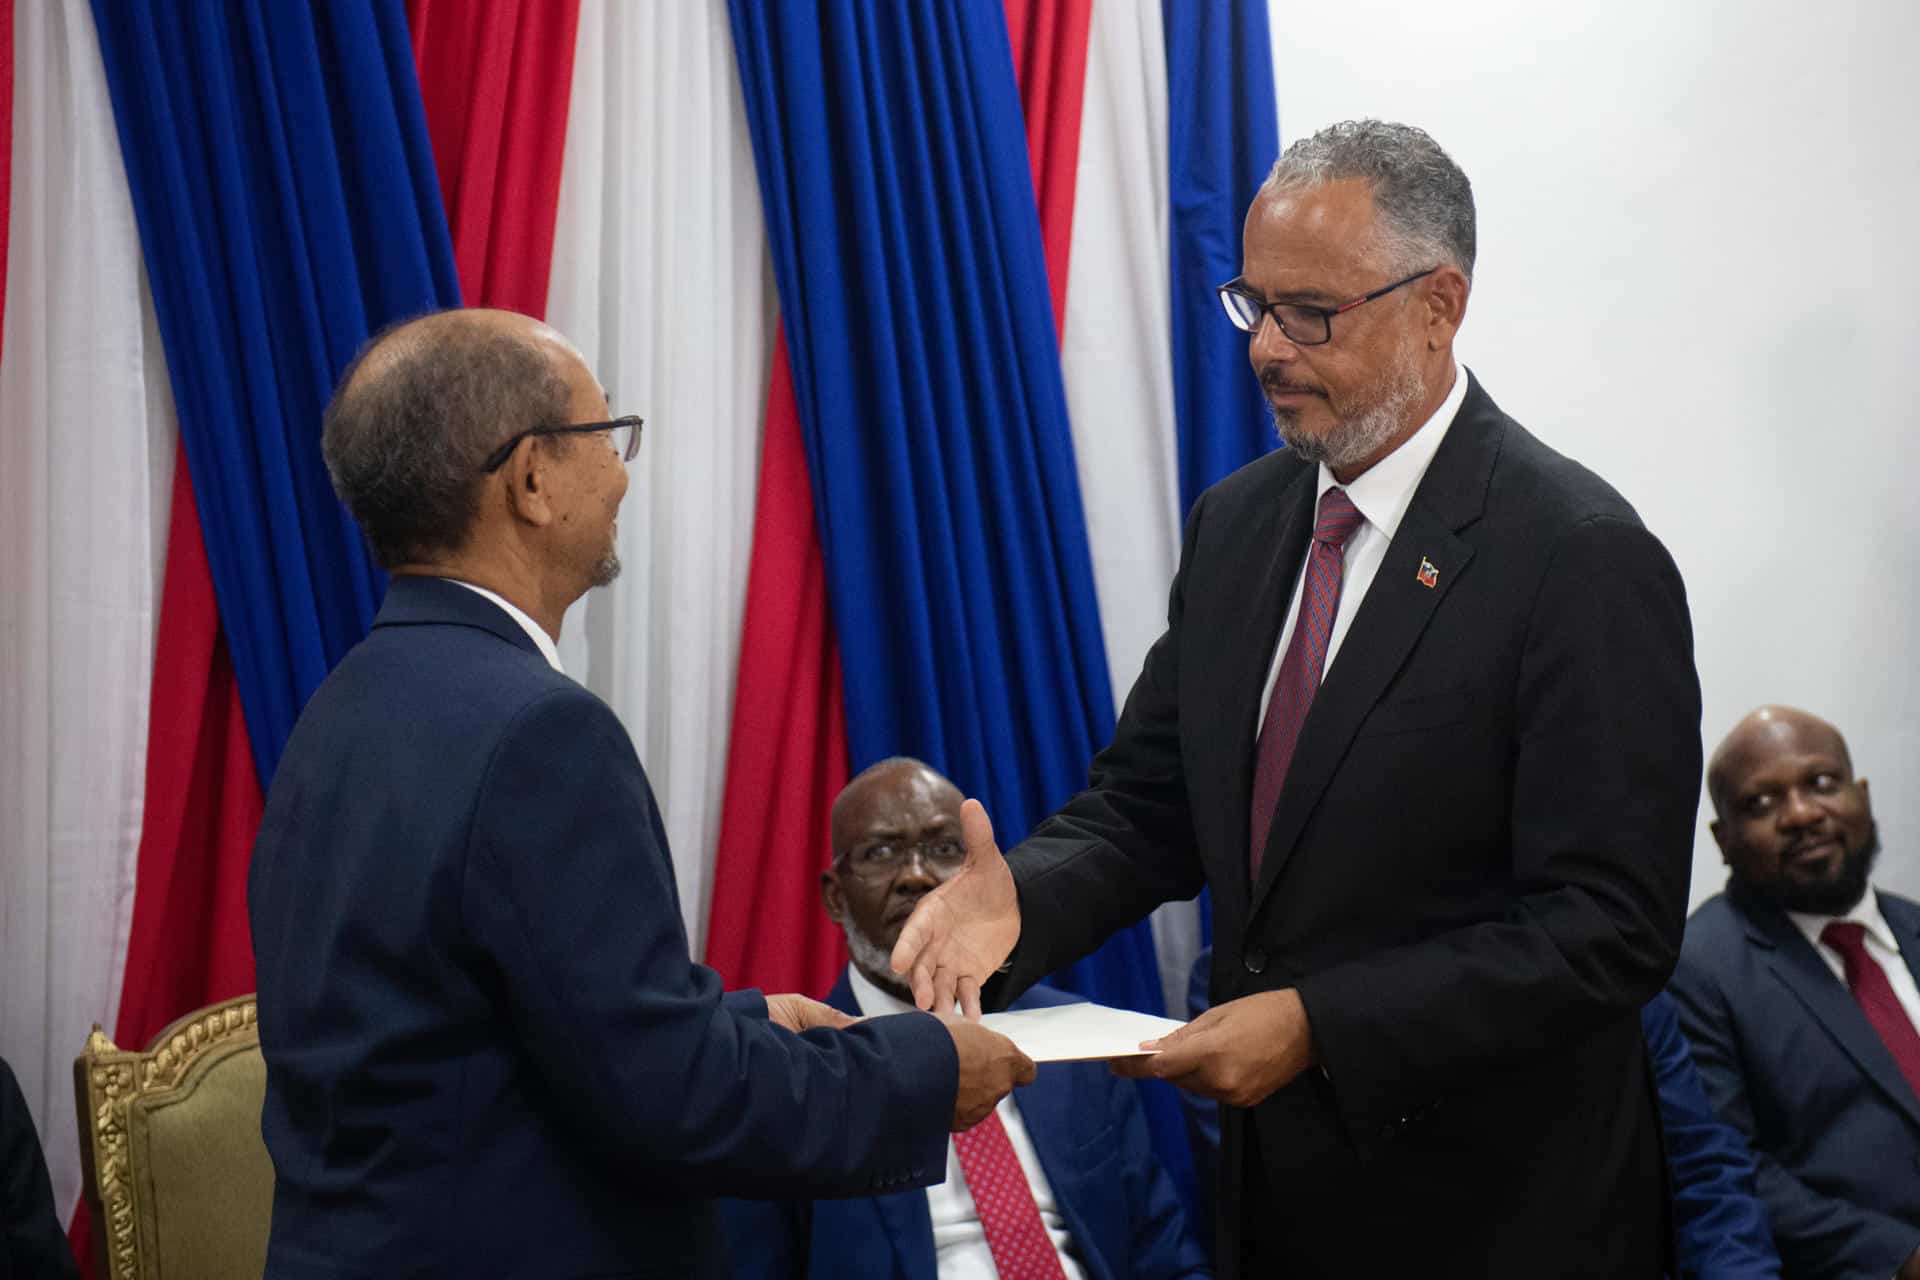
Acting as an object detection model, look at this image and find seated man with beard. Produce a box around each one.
[724,758,1209,1280]
[1672,706,1920,1280]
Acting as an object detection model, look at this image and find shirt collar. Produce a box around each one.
[1315,360,1466,538]
[1790,885,1902,956]
[444,579,563,673]
[846,963,916,1018]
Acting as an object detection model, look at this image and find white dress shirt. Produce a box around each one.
[845,966,1086,1280]
[1788,887,1920,1033]
[1258,363,1467,717]
[446,579,563,673]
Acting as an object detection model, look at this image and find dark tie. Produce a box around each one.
[951,1108,1069,1279]
[1249,487,1366,878]
[1821,920,1920,1101]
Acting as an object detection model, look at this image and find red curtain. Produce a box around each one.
[706,339,852,997]
[407,0,581,313]
[114,454,265,1051]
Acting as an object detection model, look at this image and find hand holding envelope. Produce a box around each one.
[1110,988,1317,1108]
[979,1001,1186,1063]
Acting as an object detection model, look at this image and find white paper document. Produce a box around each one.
[978,1001,1186,1063]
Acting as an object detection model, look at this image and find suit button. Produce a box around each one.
[1243,949,1267,975]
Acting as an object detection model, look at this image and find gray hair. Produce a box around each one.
[321,312,573,568]
[1263,120,1476,280]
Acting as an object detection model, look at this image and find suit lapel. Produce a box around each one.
[1247,378,1499,914]
[1742,899,1920,1130]
[1879,892,1920,993]
[1199,462,1317,905]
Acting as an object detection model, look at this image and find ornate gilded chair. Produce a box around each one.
[72,994,273,1280]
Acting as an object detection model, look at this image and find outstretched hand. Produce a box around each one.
[889,799,1021,1018]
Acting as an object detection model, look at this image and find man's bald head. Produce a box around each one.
[322,308,577,567]
[1709,705,1876,916]
[830,758,962,861]
[1707,706,1853,823]
[823,758,967,1001]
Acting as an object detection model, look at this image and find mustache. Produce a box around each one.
[1259,368,1327,399]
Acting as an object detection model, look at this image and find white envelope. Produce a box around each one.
[978,1001,1186,1063]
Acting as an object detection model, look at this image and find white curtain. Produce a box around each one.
[1058,0,1198,1018]
[546,0,775,955]
[0,0,174,1221]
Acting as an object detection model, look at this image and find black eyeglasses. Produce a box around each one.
[834,837,967,881]
[1215,267,1437,346]
[480,415,644,473]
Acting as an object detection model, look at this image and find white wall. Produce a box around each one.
[1269,0,1920,909]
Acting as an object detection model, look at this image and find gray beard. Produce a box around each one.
[841,923,915,1003]
[588,548,622,588]
[1271,351,1425,472]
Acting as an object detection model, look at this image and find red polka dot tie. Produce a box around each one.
[1821,920,1920,1100]
[1250,487,1366,878]
[951,1108,1069,1279]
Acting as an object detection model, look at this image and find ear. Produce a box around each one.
[1422,265,1470,352]
[1709,818,1729,863]
[501,439,558,529]
[820,869,847,924]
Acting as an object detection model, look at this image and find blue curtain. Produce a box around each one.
[91,0,462,783]
[726,0,1194,1211]
[1165,1,1281,516]
[725,1,1167,1013]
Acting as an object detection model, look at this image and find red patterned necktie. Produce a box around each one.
[951,1108,1069,1279]
[1821,920,1920,1100]
[1250,487,1367,878]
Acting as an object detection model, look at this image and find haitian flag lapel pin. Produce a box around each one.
[1416,557,1440,589]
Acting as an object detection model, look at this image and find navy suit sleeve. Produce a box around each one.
[462,687,955,1199]
[1669,959,1920,1280]
[1106,1071,1212,1278]
[1640,993,1779,1279]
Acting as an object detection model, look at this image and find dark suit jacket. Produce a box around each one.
[248,577,955,1280]
[993,375,1701,1277]
[1639,992,1779,1279]
[1,1058,78,1280]
[721,975,1209,1280]
[1670,889,1920,1279]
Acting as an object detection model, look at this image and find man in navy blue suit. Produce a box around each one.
[1672,706,1920,1280]
[726,758,1209,1279]
[248,310,1034,1280]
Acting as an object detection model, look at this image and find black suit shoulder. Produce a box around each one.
[1481,412,1644,529]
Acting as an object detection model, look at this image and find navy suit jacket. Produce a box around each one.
[1638,992,1778,1279]
[248,578,956,1280]
[721,974,1210,1280]
[1671,889,1920,1280]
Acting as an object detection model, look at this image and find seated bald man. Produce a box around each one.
[1671,706,1920,1280]
[724,758,1210,1280]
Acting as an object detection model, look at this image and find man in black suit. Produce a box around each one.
[891,119,1701,1276]
[1671,706,1920,1279]
[249,310,1033,1279]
